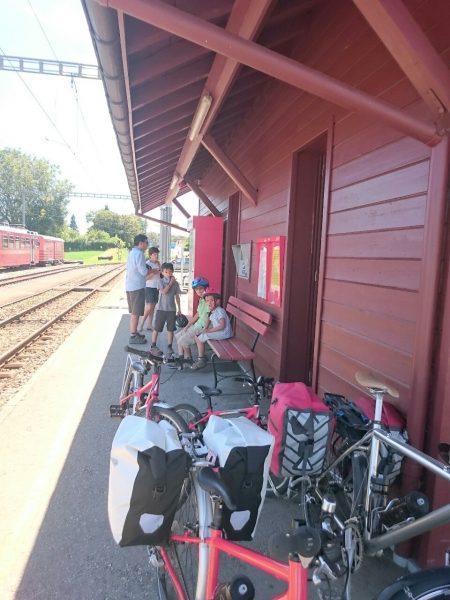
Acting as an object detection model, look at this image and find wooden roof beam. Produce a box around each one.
[172,198,191,219]
[183,175,221,217]
[353,0,450,121]
[98,0,440,146]
[202,134,257,206]
[160,0,274,206]
[137,211,188,232]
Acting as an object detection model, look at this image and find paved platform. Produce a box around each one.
[0,277,407,599]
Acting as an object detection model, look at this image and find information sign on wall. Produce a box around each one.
[256,236,286,306]
[232,243,251,279]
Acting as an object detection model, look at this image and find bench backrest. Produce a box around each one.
[226,296,272,337]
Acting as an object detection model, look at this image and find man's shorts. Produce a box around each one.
[126,289,145,316]
[153,310,176,332]
[145,287,159,304]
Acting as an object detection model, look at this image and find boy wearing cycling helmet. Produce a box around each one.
[174,276,209,363]
[191,289,232,370]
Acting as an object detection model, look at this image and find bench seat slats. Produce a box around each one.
[207,338,255,361]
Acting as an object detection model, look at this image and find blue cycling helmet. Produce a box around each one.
[192,276,209,289]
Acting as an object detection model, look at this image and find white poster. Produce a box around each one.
[257,246,267,299]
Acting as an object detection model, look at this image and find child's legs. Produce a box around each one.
[152,310,165,344]
[166,312,176,346]
[195,338,206,357]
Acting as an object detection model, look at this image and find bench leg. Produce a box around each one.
[212,354,219,389]
[250,360,256,385]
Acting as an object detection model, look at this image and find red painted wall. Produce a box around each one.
[198,0,450,565]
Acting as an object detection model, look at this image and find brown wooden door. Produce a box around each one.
[281,134,327,384]
[222,192,240,303]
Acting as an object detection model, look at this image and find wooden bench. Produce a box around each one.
[98,255,113,261]
[206,296,272,388]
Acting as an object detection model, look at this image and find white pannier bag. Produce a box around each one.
[203,415,274,541]
[108,416,189,547]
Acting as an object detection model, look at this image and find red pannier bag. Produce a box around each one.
[354,396,408,485]
[268,382,333,478]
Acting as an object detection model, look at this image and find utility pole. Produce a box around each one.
[159,205,172,263]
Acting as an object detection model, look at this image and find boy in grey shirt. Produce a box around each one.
[150,262,181,356]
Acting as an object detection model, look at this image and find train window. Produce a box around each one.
[2,236,7,248]
[20,239,26,248]
[9,237,14,247]
[26,239,31,246]
[15,237,20,248]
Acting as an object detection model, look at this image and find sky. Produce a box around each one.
[0,0,198,234]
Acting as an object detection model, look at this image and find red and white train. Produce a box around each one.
[0,224,64,268]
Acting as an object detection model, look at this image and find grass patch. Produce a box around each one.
[64,249,128,265]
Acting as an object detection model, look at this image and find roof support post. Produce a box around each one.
[201,135,257,206]
[96,0,441,146]
[184,176,221,217]
[353,0,450,121]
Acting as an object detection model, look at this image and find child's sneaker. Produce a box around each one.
[129,334,146,344]
[191,357,207,370]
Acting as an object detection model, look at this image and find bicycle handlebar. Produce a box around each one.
[123,346,192,368]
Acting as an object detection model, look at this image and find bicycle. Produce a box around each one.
[109,345,192,431]
[296,370,450,598]
[150,427,324,600]
[172,374,274,433]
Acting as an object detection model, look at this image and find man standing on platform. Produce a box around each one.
[125,234,149,344]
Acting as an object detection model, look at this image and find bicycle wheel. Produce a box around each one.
[375,567,450,599]
[157,471,212,600]
[152,405,190,433]
[173,403,205,432]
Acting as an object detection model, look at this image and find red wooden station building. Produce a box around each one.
[82,0,450,566]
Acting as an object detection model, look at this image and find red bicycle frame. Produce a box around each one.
[186,404,260,431]
[160,528,308,600]
[120,366,161,419]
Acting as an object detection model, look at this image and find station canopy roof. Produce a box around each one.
[82,0,323,215]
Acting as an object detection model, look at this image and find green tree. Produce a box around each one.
[0,147,72,235]
[86,207,147,247]
[69,214,78,231]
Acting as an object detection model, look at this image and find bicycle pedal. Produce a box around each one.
[109,404,126,418]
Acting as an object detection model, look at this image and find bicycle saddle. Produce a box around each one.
[355,370,399,398]
[197,467,237,510]
[193,385,222,397]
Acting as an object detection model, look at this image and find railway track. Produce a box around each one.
[0,264,125,383]
[0,263,87,288]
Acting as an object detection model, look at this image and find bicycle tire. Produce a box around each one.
[157,471,212,600]
[152,405,190,433]
[173,403,205,433]
[375,567,450,600]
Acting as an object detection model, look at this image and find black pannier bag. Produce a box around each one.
[108,415,189,547]
[203,416,274,541]
[324,393,408,485]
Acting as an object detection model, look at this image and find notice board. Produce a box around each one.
[256,236,285,306]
